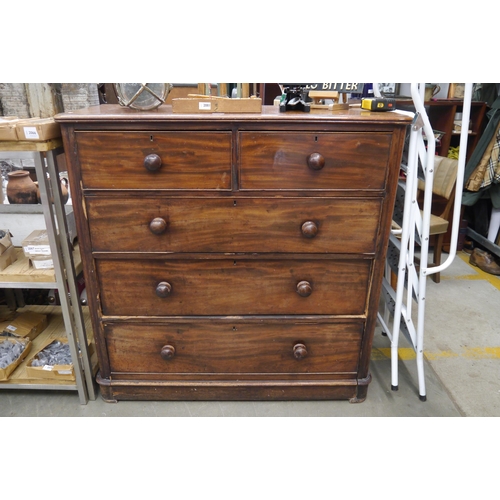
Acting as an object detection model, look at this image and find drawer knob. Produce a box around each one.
[160,344,176,360]
[301,221,318,238]
[296,280,312,297]
[149,217,168,235]
[144,153,162,172]
[293,343,308,360]
[156,281,172,298]
[307,152,325,171]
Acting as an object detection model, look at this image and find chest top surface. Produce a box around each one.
[55,104,412,126]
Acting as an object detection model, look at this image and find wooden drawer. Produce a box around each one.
[239,132,392,191]
[86,196,382,254]
[75,131,232,190]
[97,258,371,316]
[104,320,363,376]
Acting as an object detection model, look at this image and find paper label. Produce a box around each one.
[24,245,51,255]
[32,259,54,269]
[199,102,211,110]
[5,325,17,332]
[23,126,39,139]
[57,370,72,375]
[43,365,54,371]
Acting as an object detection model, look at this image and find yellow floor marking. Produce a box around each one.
[372,346,500,361]
[373,252,500,364]
[440,252,500,291]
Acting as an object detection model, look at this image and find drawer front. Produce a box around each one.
[105,320,363,375]
[239,132,391,190]
[75,131,232,190]
[86,196,382,254]
[97,258,371,316]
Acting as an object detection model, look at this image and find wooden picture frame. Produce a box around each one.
[378,83,400,97]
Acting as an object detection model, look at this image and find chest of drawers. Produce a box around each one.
[56,104,410,403]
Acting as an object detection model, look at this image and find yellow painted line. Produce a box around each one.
[372,346,500,361]
[462,346,500,359]
[439,252,500,291]
[372,347,416,360]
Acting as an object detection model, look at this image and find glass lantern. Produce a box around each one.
[113,83,173,110]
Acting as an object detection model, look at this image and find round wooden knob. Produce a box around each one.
[156,281,172,298]
[301,221,318,238]
[160,344,176,360]
[307,152,325,171]
[149,217,168,235]
[296,280,312,297]
[293,343,308,360]
[144,153,162,172]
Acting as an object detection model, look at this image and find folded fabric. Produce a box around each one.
[465,120,500,191]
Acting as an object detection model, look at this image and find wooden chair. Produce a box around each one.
[418,155,459,283]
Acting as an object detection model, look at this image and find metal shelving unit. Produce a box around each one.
[0,139,96,404]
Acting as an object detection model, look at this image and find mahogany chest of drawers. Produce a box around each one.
[56,104,410,403]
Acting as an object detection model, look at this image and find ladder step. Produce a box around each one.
[380,277,415,348]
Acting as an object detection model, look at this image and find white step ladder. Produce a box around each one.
[376,83,473,400]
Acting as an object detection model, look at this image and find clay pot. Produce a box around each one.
[34,178,69,204]
[6,170,38,204]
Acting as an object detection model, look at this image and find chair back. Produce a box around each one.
[418,155,458,200]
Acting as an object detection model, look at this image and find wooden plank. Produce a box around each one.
[25,83,63,118]
[0,138,63,152]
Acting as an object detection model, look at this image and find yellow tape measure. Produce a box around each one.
[361,98,396,111]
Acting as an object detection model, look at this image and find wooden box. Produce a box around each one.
[172,96,262,114]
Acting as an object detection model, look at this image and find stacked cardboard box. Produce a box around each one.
[26,337,74,381]
[0,117,61,142]
[0,230,17,271]
[2,310,48,341]
[22,229,53,269]
[0,310,48,380]
[0,337,31,380]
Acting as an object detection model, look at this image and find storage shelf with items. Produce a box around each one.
[396,99,487,161]
[0,305,96,389]
[0,138,96,404]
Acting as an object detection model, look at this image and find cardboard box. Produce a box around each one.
[2,311,48,341]
[0,336,31,381]
[0,230,13,255]
[30,256,54,270]
[0,244,18,271]
[22,230,51,258]
[15,118,61,141]
[0,116,20,141]
[26,337,74,381]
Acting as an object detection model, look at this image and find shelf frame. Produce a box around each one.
[0,141,96,404]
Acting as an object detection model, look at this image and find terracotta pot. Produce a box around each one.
[6,170,38,204]
[60,177,69,204]
[34,178,69,204]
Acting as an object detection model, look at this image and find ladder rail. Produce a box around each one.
[377,82,474,399]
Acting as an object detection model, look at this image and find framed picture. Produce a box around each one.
[378,83,400,97]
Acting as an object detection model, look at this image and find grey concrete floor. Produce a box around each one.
[1,250,498,417]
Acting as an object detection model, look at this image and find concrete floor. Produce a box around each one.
[1,250,499,417]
